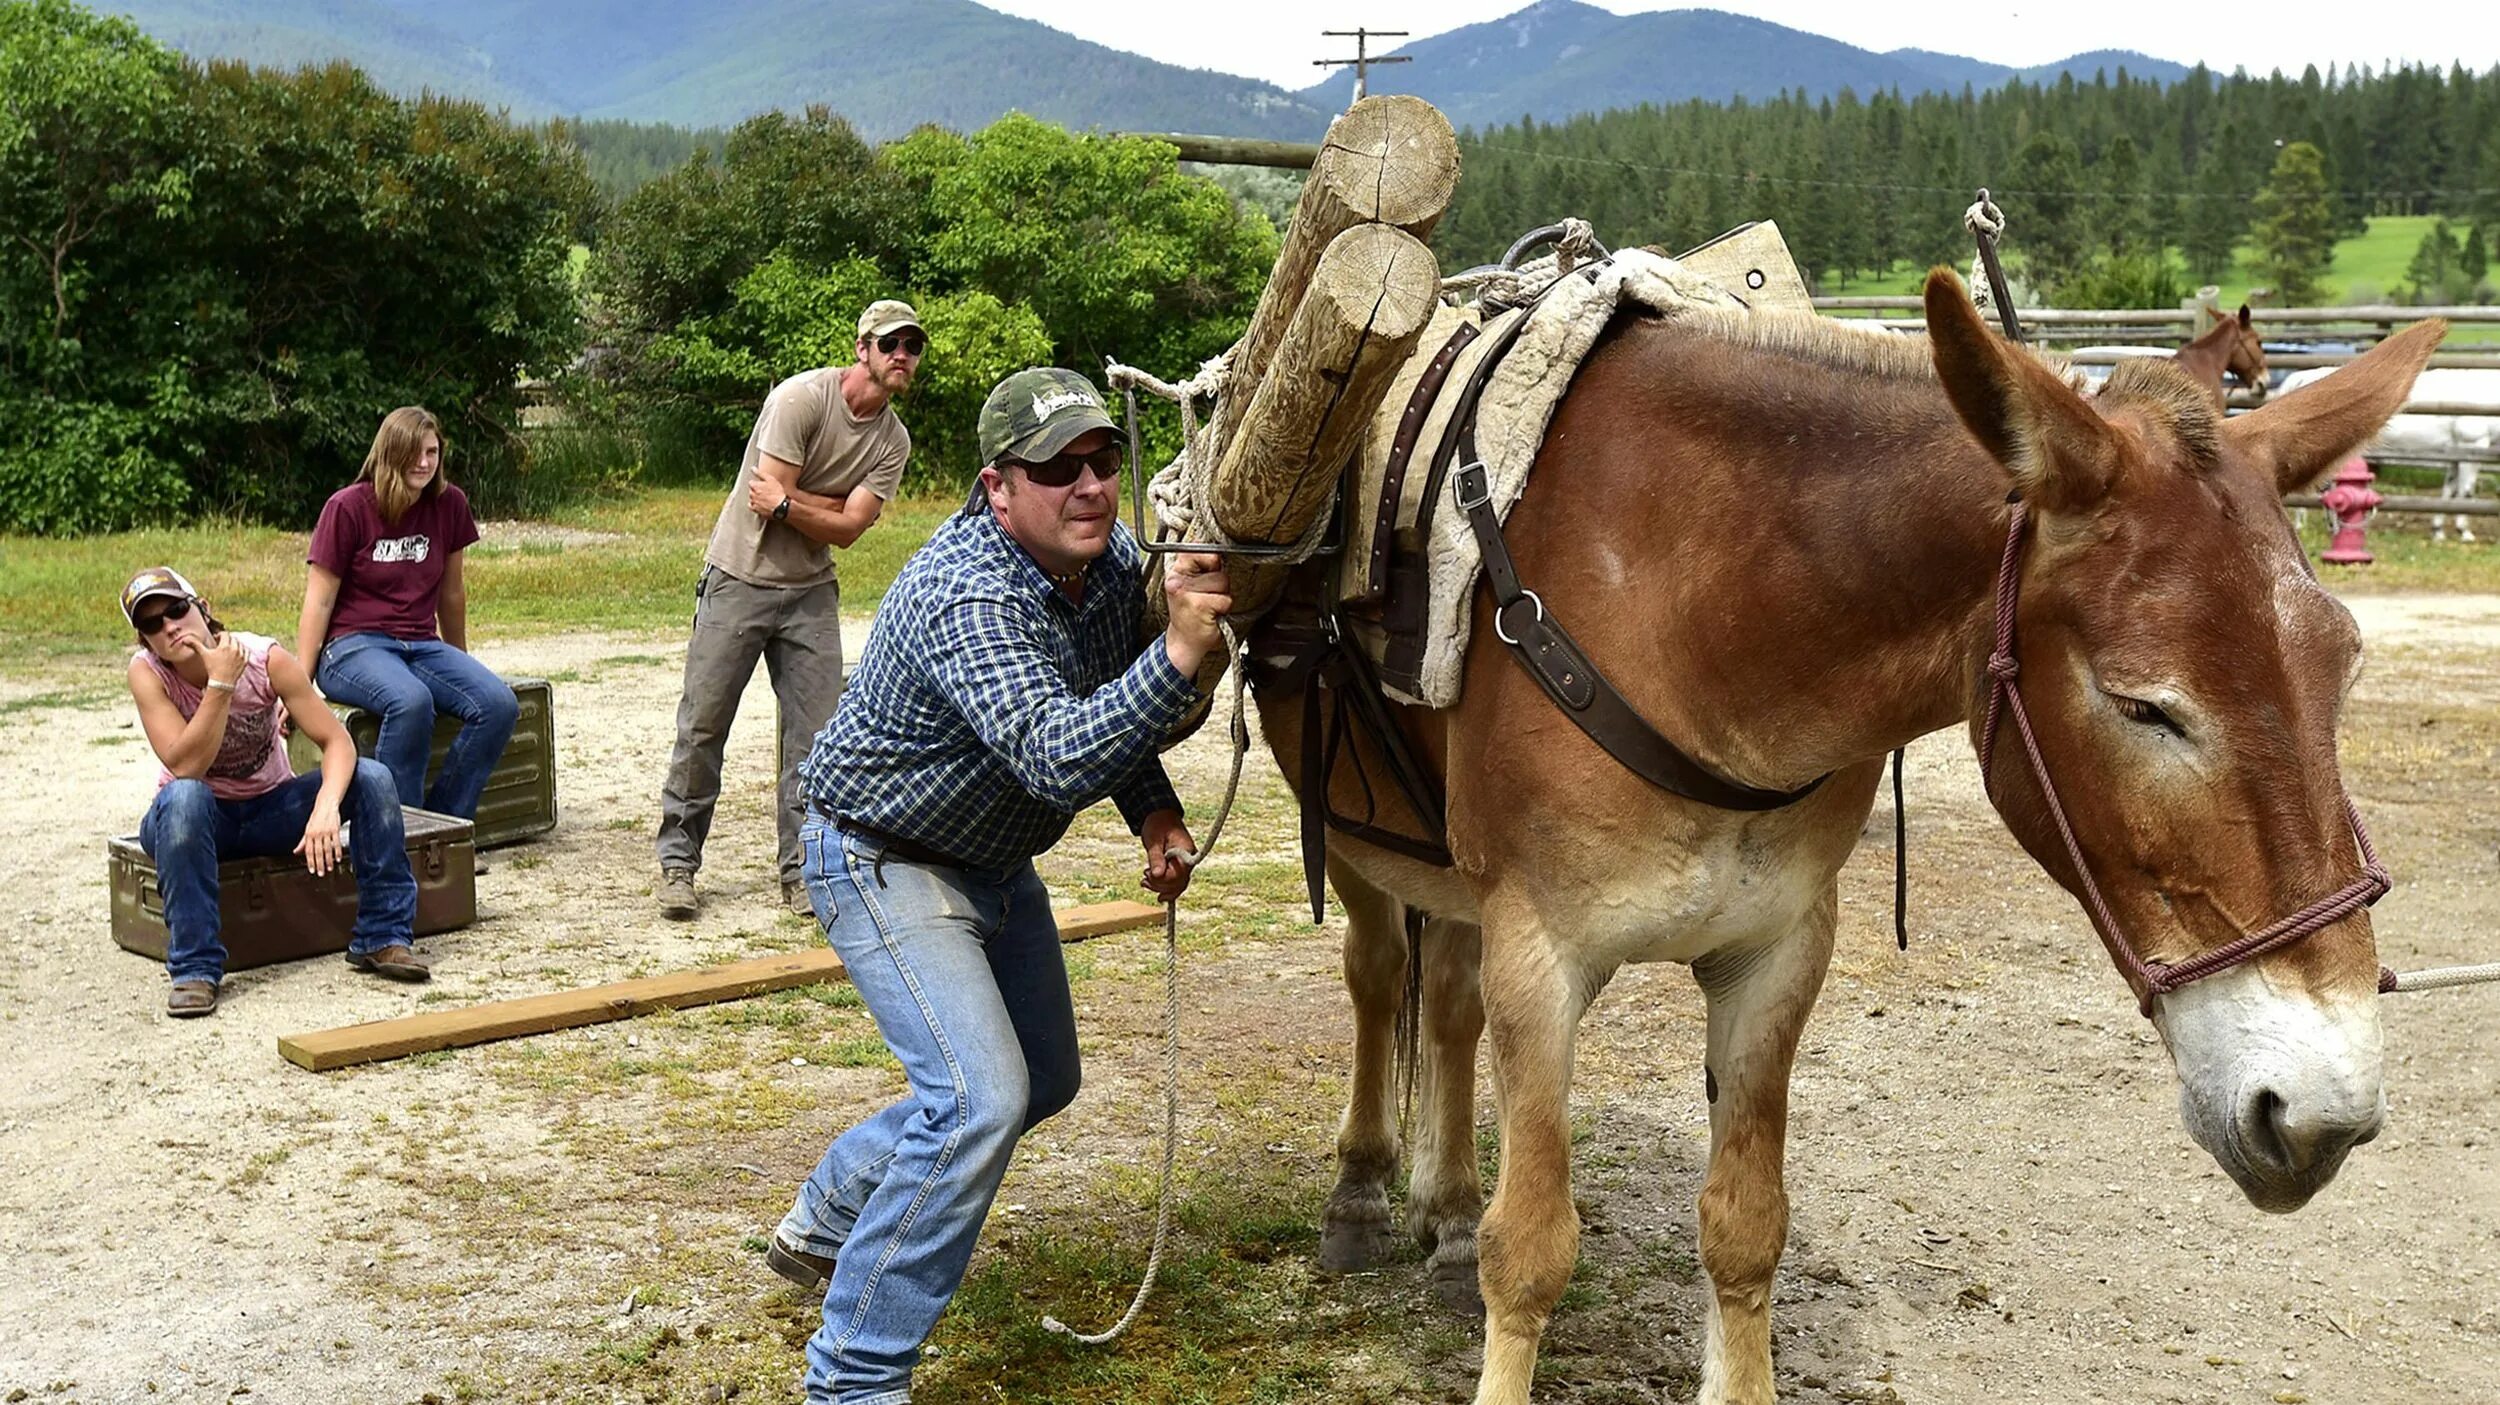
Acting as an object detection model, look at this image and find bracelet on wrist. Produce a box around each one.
[205,679,238,693]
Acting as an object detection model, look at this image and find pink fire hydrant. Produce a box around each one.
[2318,457,2380,566]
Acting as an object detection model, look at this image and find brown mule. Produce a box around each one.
[1261,269,2443,1405]
[2171,301,2270,407]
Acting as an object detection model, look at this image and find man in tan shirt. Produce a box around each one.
[656,300,920,917]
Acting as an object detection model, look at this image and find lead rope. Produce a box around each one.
[1042,619,1251,1345]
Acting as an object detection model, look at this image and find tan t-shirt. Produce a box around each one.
[704,366,911,588]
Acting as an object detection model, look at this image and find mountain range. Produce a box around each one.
[99,0,2195,138]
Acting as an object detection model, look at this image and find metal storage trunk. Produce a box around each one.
[286,675,556,848]
[108,807,477,970]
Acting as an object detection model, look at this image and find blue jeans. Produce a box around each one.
[138,763,417,985]
[317,633,519,821]
[780,816,1080,1405]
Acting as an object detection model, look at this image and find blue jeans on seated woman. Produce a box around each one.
[138,762,417,987]
[778,816,1080,1405]
[317,633,519,821]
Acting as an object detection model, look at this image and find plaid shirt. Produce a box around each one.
[799,504,1196,868]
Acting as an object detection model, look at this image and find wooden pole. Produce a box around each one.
[1208,223,1441,623]
[1146,133,1324,169]
[1213,95,1458,456]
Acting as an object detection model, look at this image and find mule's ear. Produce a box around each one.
[2237,303,2254,330]
[1923,267,2119,511]
[2224,320,2446,494]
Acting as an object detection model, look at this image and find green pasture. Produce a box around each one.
[1823,216,2499,344]
[0,488,960,665]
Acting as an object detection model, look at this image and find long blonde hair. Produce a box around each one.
[356,407,444,525]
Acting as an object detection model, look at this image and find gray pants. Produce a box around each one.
[657,567,843,881]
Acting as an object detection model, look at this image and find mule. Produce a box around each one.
[1257,268,2444,1405]
[2170,301,2268,406]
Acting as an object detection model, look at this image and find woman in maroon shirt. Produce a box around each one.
[296,407,518,820]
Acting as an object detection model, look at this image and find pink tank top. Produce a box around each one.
[139,632,296,800]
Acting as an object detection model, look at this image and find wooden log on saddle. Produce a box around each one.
[1212,94,1460,455]
[1149,94,1458,695]
[1210,222,1442,625]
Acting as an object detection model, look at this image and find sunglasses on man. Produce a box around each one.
[134,597,196,635]
[1011,444,1123,489]
[874,332,926,357]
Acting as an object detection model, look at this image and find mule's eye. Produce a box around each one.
[2110,693,2185,736]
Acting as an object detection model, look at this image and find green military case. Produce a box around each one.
[286,675,557,848]
[108,806,477,970]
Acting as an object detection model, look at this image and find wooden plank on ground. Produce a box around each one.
[278,899,1165,1073]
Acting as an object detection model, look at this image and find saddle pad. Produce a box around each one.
[1338,246,1752,707]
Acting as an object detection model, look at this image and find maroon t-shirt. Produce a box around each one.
[308,481,481,642]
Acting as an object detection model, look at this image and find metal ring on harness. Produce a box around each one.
[1492,590,1546,647]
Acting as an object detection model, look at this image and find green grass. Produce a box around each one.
[0,488,960,664]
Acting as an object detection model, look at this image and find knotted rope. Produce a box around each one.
[1963,192,2007,317]
[1040,619,1252,1345]
[1441,216,1601,311]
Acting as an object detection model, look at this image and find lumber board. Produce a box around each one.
[278,899,1166,1072]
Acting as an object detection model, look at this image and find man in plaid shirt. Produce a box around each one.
[768,367,1231,1405]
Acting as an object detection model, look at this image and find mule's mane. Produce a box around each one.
[1668,306,2073,384]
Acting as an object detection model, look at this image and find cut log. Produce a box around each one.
[1209,221,1442,622]
[277,899,1165,1072]
[1213,95,1459,456]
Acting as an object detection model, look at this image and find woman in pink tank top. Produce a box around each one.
[122,566,433,1018]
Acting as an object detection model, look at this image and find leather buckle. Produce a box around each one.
[1452,462,1492,512]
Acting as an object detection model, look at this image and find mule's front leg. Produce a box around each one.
[1321,855,1408,1271]
[1473,907,1596,1405]
[1692,891,1836,1405]
[1409,916,1485,1313]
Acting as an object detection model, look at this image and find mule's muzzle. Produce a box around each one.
[2226,1082,2384,1213]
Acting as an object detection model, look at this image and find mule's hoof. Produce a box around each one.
[1318,1216,1394,1272]
[1429,1255,1484,1316]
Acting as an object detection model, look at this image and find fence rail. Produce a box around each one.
[1814,297,2500,323]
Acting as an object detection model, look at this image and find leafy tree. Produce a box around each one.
[0,0,590,533]
[2403,217,2468,304]
[2004,131,2086,289]
[2250,141,2335,304]
[882,115,1274,380]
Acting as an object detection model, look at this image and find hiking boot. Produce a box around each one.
[166,980,219,1018]
[766,1235,835,1294]
[783,879,814,917]
[347,944,433,983]
[659,868,699,921]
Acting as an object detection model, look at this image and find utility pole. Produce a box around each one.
[1313,28,1410,103]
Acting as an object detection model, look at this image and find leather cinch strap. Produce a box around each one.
[1451,458,1826,812]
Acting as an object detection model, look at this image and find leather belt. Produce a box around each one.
[824,812,973,870]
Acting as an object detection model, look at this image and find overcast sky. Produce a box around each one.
[980,0,2497,94]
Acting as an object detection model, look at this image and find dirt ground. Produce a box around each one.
[3,594,2496,1404]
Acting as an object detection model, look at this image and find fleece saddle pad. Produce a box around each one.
[1332,234,1806,708]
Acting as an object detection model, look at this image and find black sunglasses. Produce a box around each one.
[875,332,926,357]
[1012,444,1123,488]
[135,597,195,635]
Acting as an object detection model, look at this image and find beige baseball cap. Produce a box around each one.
[857,300,923,339]
[119,565,201,625]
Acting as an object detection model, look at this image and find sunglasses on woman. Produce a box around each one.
[875,332,926,357]
[1012,444,1123,488]
[135,597,196,635]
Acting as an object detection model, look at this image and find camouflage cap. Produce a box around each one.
[857,299,922,339]
[119,565,200,624]
[979,368,1117,466]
